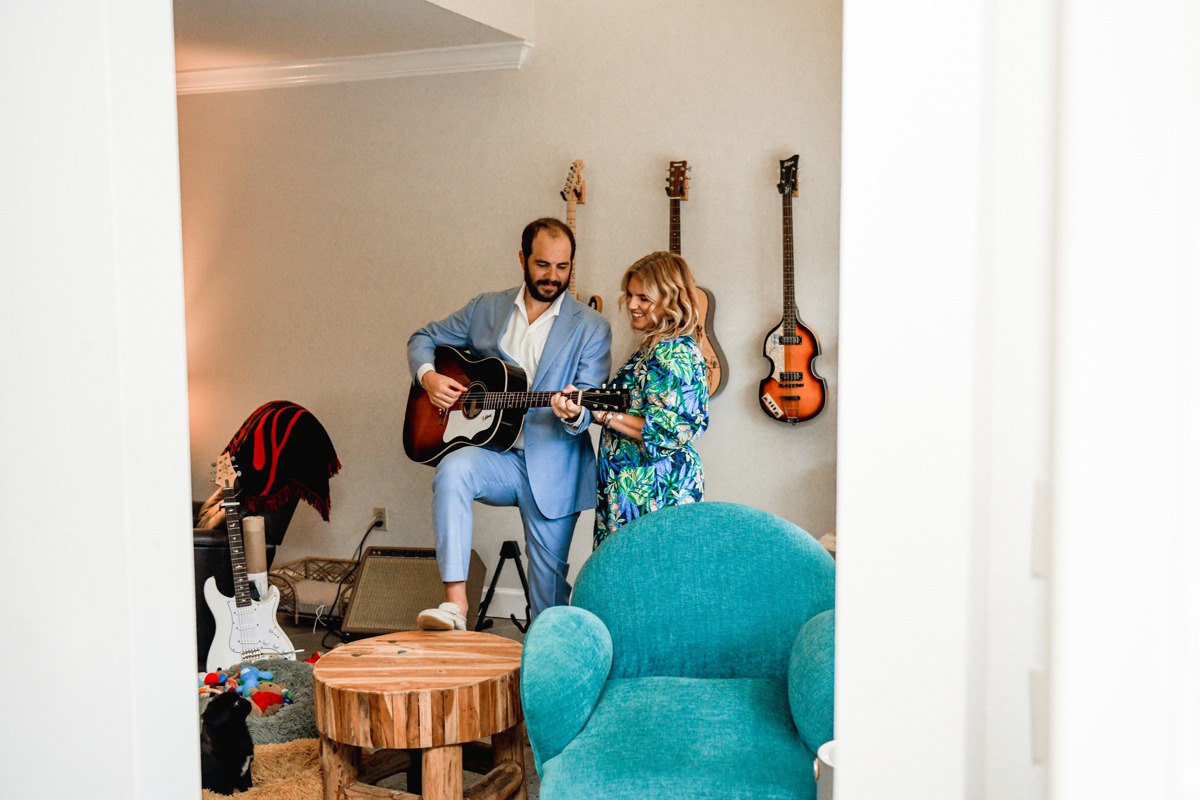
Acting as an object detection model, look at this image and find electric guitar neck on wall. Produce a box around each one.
[403,346,630,466]
[759,155,827,423]
[561,159,604,312]
[203,453,297,671]
[666,159,727,398]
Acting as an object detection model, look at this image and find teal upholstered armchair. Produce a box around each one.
[521,502,836,800]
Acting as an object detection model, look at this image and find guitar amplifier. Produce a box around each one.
[340,546,485,636]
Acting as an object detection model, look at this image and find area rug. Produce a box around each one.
[201,738,321,800]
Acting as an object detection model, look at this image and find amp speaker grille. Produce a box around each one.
[340,546,485,635]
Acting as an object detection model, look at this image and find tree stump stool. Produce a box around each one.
[313,631,526,800]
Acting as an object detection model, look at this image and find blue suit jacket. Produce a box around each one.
[407,288,613,520]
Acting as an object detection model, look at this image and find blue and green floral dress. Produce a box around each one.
[594,335,710,547]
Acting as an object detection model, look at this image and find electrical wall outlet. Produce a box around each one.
[372,507,388,532]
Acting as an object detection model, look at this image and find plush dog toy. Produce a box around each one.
[247,680,292,715]
[237,666,273,695]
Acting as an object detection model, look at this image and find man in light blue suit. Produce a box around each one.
[407,218,612,630]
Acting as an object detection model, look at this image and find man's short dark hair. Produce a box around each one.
[521,218,576,262]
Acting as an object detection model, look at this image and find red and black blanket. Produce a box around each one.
[223,400,341,521]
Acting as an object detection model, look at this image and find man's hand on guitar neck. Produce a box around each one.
[419,368,466,411]
[550,384,583,425]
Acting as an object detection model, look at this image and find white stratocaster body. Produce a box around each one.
[204,577,296,671]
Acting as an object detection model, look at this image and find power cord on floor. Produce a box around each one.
[313,516,382,649]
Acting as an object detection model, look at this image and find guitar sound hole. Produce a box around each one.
[461,382,487,419]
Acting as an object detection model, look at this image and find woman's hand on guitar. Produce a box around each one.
[551,384,583,423]
[421,371,466,410]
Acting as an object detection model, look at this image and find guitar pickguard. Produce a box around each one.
[443,408,496,444]
[763,329,787,374]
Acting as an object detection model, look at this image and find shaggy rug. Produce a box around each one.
[201,738,321,800]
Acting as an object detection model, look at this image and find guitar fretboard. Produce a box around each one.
[668,196,682,254]
[221,490,254,609]
[782,190,798,329]
[450,390,619,412]
[565,200,579,298]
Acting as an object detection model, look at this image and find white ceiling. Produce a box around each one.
[173,0,523,72]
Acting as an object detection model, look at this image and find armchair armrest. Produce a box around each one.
[788,608,836,754]
[520,606,613,774]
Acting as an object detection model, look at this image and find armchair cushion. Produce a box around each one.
[521,606,613,773]
[788,609,836,754]
[540,677,815,800]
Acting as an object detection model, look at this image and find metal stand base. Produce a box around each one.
[474,540,532,633]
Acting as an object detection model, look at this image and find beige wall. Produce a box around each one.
[178,0,842,607]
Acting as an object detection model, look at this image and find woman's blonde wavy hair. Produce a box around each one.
[620,251,703,351]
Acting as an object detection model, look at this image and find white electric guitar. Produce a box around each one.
[204,453,297,671]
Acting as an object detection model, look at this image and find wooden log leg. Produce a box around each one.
[421,744,463,800]
[320,736,361,800]
[490,724,527,800]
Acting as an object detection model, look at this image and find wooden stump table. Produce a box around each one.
[313,631,526,800]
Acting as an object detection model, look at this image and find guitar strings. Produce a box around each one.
[447,389,622,410]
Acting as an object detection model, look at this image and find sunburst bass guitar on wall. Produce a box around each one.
[759,154,827,423]
[403,346,630,466]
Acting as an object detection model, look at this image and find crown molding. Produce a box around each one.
[176,40,532,95]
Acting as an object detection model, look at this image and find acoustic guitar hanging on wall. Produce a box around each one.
[666,159,728,398]
[561,159,603,312]
[759,154,827,423]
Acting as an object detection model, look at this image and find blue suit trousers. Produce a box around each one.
[432,446,577,620]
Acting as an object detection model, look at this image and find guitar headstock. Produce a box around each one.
[212,452,240,493]
[561,159,586,204]
[665,160,690,201]
[778,154,800,197]
[582,387,631,412]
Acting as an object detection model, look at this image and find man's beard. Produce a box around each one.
[524,268,570,303]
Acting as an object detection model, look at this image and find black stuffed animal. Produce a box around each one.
[200,691,254,795]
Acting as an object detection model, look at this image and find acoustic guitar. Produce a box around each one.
[666,160,727,398]
[403,345,629,466]
[561,160,604,312]
[759,155,827,423]
[203,453,297,671]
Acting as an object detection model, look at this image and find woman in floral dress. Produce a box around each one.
[552,251,710,547]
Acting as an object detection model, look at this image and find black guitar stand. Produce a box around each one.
[474,540,532,633]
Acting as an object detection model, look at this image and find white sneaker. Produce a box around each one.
[417,602,467,631]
